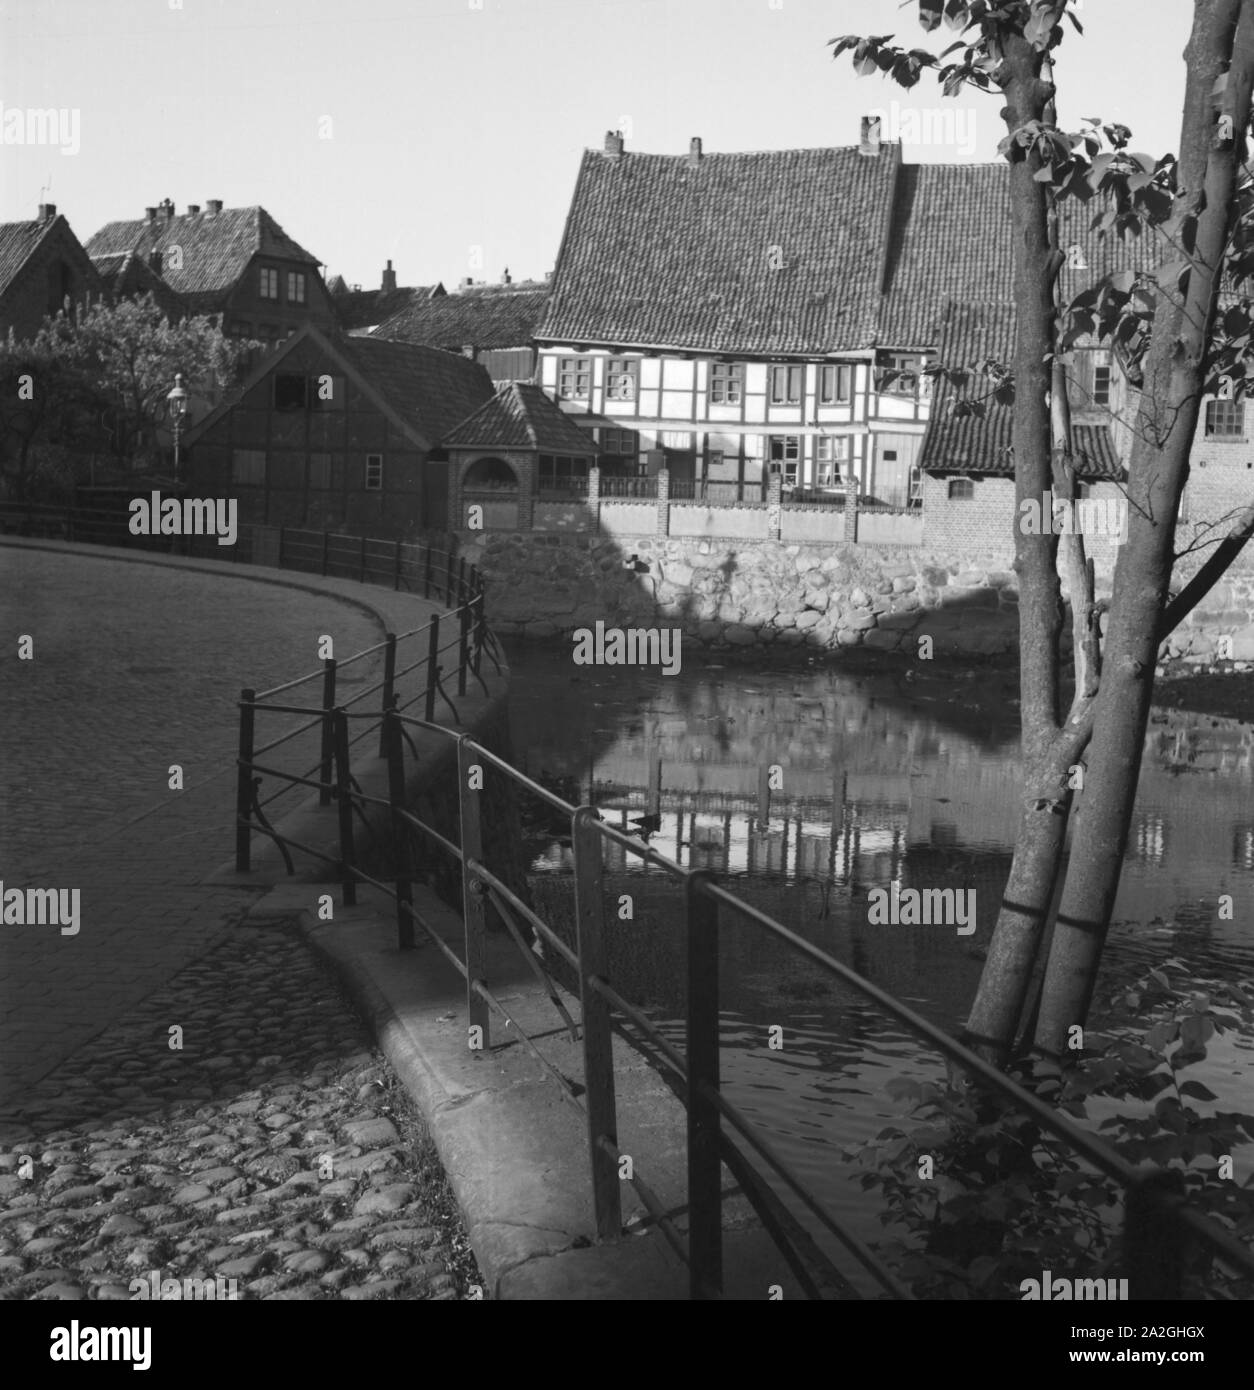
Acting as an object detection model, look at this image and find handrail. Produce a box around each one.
[231,617,1254,1300]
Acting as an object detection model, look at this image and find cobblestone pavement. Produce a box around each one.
[0,547,386,1107]
[0,921,482,1300]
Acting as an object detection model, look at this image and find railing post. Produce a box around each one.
[457,737,491,1053]
[471,588,485,677]
[321,529,330,576]
[445,549,455,603]
[573,806,622,1241]
[458,602,471,697]
[378,632,397,757]
[424,546,432,599]
[394,538,402,591]
[425,616,439,723]
[384,702,415,949]
[686,870,722,1299]
[333,709,358,907]
[235,688,256,872]
[319,657,337,806]
[458,556,467,604]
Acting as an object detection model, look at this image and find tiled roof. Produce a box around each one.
[536,144,901,355]
[440,381,594,452]
[374,285,548,349]
[333,283,441,332]
[91,250,186,319]
[878,164,1014,347]
[0,218,56,298]
[84,206,320,309]
[919,301,1123,480]
[185,324,496,453]
[335,333,495,445]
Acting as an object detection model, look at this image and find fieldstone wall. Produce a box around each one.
[459,532,1254,661]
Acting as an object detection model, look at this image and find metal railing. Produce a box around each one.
[536,477,591,499]
[0,501,471,597]
[670,479,768,504]
[782,486,848,509]
[234,563,497,876]
[230,645,1254,1300]
[599,475,659,499]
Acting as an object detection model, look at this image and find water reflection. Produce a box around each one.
[504,640,1254,1291]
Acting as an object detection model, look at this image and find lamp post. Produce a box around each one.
[167,373,188,483]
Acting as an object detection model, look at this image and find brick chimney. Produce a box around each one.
[158,197,175,222]
[145,206,157,222]
[38,203,57,222]
[187,204,200,216]
[501,267,511,286]
[604,129,624,159]
[205,199,223,215]
[381,259,397,293]
[688,136,703,168]
[859,115,883,156]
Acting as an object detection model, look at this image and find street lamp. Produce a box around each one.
[167,373,188,482]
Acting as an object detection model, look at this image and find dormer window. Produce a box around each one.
[259,267,279,300]
[287,271,306,304]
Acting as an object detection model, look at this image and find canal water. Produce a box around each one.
[501,637,1254,1293]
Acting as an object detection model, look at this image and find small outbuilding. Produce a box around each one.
[441,381,593,530]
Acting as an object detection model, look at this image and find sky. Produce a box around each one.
[0,0,1194,293]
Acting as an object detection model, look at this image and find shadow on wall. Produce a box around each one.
[458,498,1026,665]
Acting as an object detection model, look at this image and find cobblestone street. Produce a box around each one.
[0,546,383,1106]
[0,921,482,1300]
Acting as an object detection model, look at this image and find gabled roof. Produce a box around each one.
[440,381,594,452]
[919,301,1123,480]
[0,218,58,299]
[91,250,187,320]
[184,323,494,453]
[374,284,548,350]
[333,282,442,332]
[535,143,901,355]
[85,206,321,309]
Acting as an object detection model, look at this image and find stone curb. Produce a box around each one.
[255,882,808,1301]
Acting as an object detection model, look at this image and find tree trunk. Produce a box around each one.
[962,33,1073,1061]
[1033,0,1254,1057]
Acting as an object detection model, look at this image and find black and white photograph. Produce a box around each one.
[0,0,1251,1358]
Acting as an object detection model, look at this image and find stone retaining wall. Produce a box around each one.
[460,531,1254,661]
